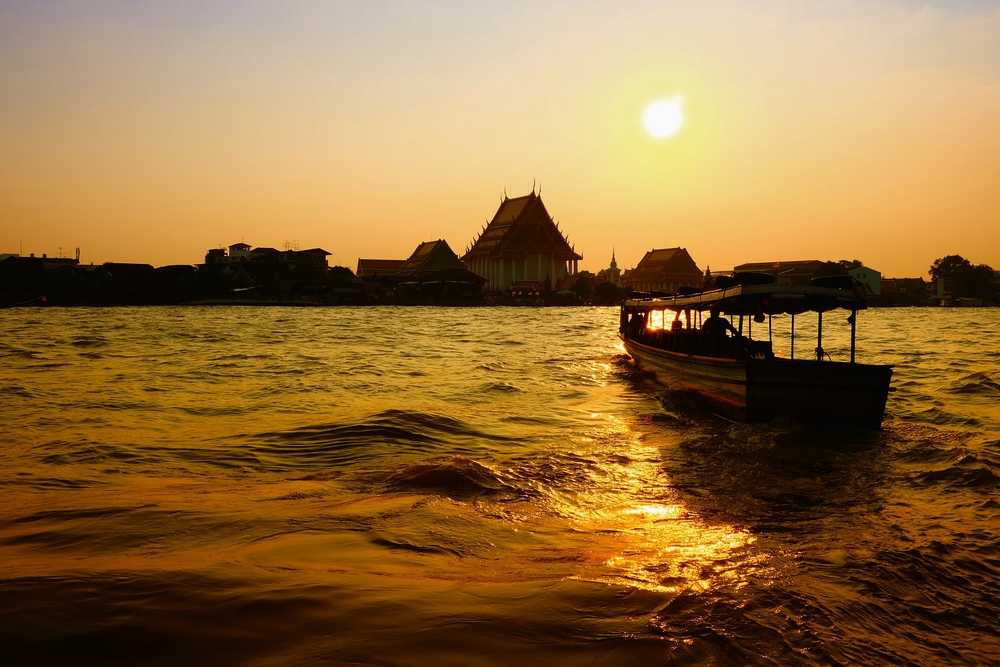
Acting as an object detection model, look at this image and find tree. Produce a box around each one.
[929,255,997,302]
[594,281,626,305]
[963,264,997,301]
[929,255,972,280]
[571,271,596,302]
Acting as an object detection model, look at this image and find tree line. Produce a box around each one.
[929,255,997,302]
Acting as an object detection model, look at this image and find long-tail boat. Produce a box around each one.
[619,278,892,427]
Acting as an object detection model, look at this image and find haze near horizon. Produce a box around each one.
[2,1,998,276]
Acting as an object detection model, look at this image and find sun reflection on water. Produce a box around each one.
[562,409,772,596]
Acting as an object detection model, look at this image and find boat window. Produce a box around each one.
[647,310,664,331]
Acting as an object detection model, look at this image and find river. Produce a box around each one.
[1,306,997,665]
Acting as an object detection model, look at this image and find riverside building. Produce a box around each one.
[461,192,582,292]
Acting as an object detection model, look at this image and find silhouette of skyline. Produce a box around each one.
[2,1,998,275]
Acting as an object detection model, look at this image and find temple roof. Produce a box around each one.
[462,192,582,262]
[733,260,827,276]
[401,240,467,274]
[358,241,484,284]
[630,247,702,276]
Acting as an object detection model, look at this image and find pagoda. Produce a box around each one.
[462,191,581,292]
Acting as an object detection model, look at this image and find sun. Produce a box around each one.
[643,97,684,140]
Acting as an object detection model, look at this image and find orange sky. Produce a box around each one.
[2,1,998,277]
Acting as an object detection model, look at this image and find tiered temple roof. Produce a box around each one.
[626,247,702,280]
[358,240,484,283]
[400,240,469,275]
[462,193,582,262]
[734,260,826,275]
[356,259,405,278]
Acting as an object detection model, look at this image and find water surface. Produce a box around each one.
[1,307,997,665]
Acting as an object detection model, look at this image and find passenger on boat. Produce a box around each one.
[701,309,738,339]
[701,309,740,357]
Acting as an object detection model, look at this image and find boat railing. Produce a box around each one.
[622,283,868,364]
[624,320,775,361]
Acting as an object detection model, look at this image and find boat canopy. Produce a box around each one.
[624,284,866,316]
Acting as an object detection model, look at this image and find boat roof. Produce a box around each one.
[624,283,866,315]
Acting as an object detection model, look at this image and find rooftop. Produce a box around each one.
[463,192,581,261]
[630,247,702,275]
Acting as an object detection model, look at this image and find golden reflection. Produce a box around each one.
[565,411,771,595]
[623,503,683,519]
[647,310,664,331]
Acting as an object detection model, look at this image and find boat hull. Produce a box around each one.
[623,336,892,427]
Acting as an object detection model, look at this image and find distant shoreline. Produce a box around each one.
[4,302,999,310]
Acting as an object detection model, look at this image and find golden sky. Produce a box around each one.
[2,1,998,276]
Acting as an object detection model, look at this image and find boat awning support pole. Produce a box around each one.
[850,309,857,364]
[816,311,823,361]
[768,313,772,342]
[790,313,795,359]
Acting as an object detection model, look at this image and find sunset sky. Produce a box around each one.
[2,1,998,277]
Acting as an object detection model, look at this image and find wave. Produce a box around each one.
[475,362,506,372]
[29,410,523,477]
[0,384,37,398]
[478,381,523,393]
[382,456,521,498]
[0,347,41,359]
[500,414,557,426]
[40,441,160,467]
[70,336,107,348]
[913,460,999,491]
[909,406,983,428]
[261,489,328,501]
[369,536,463,556]
[946,372,1000,396]
[0,475,99,490]
[243,409,521,471]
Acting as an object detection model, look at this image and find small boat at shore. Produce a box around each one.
[620,281,892,428]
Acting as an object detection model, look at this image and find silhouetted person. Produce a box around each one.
[702,309,739,356]
[702,309,737,338]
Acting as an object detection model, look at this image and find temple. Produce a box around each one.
[462,192,582,292]
[622,247,702,293]
[597,249,622,286]
[357,239,485,304]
